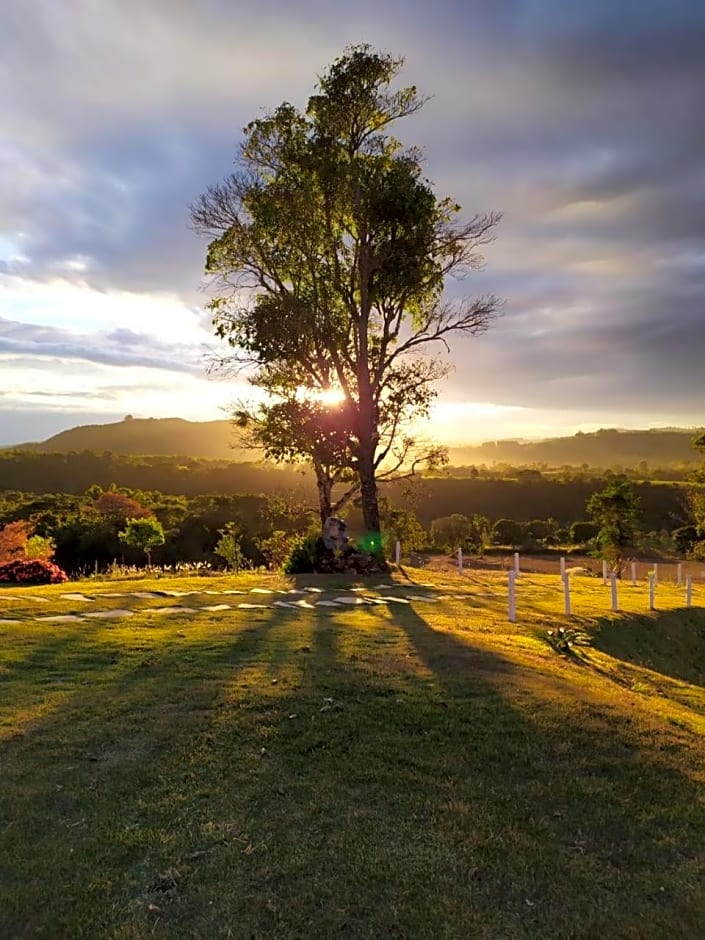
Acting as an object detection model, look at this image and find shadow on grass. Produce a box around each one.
[591,607,705,687]
[2,603,705,938]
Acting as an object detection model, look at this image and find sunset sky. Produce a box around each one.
[1,0,703,445]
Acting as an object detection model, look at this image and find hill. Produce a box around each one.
[10,417,705,467]
[23,416,254,461]
[448,426,704,467]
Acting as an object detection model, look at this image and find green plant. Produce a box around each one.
[283,533,319,574]
[214,523,245,571]
[546,627,592,655]
[118,516,165,566]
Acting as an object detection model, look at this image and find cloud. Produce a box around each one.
[0,0,704,439]
[0,317,205,374]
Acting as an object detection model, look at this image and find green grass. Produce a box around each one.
[1,569,705,938]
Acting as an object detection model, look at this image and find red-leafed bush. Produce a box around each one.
[0,558,68,585]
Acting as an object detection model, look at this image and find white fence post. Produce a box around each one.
[610,574,619,612]
[631,561,637,586]
[457,547,463,574]
[563,573,571,618]
[395,540,401,566]
[560,556,566,578]
[677,562,682,587]
[508,570,516,623]
[686,575,693,607]
[514,552,520,577]
[602,559,608,585]
[648,573,655,611]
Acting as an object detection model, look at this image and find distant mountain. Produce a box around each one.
[20,416,255,461]
[9,417,704,468]
[447,427,705,468]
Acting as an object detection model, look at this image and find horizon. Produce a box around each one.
[1,3,703,440]
[1,412,703,451]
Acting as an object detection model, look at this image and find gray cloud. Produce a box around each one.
[0,318,206,374]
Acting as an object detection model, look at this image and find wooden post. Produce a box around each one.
[686,575,693,607]
[395,540,401,565]
[457,547,463,574]
[514,552,520,577]
[648,573,655,611]
[563,573,571,618]
[610,574,619,612]
[602,559,608,585]
[560,556,566,578]
[653,563,658,585]
[631,561,637,586]
[508,570,516,623]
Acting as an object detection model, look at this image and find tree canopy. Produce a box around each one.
[192,45,501,539]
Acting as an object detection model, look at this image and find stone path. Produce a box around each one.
[0,583,492,625]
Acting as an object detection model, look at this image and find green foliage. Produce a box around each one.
[492,518,524,547]
[283,533,319,574]
[545,627,592,656]
[383,508,427,555]
[24,534,55,561]
[569,520,599,544]
[118,516,165,565]
[586,480,641,572]
[430,514,471,551]
[258,530,300,571]
[213,522,245,571]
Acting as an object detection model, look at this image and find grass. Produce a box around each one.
[1,568,705,938]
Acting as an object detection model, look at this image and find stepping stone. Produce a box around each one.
[292,600,316,608]
[406,595,439,603]
[0,618,21,625]
[303,587,324,593]
[222,590,247,595]
[202,604,231,612]
[250,588,274,595]
[373,584,396,589]
[156,589,193,597]
[84,609,134,619]
[132,592,162,599]
[379,596,410,604]
[273,601,300,608]
[60,593,94,602]
[95,592,128,598]
[314,600,341,607]
[334,596,369,605]
[237,603,271,609]
[149,606,199,615]
[37,614,83,623]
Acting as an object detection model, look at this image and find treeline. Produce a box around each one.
[0,450,694,536]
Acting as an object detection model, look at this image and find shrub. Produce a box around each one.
[283,533,319,574]
[569,520,599,544]
[0,558,68,585]
[492,518,524,547]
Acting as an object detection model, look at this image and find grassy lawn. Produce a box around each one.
[1,569,705,938]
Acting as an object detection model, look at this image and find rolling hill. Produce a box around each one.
[9,417,705,467]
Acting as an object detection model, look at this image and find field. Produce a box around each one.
[2,569,705,939]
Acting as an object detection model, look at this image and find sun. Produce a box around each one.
[314,387,346,407]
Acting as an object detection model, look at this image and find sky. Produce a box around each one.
[1,0,704,445]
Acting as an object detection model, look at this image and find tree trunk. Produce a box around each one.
[314,466,333,527]
[357,445,381,534]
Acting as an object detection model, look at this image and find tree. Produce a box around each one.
[492,518,524,547]
[586,480,641,574]
[191,44,500,537]
[431,514,472,551]
[213,522,245,571]
[0,520,30,563]
[569,520,599,545]
[118,517,165,566]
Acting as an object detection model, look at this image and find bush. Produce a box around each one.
[283,534,319,574]
[0,558,68,585]
[491,518,524,547]
[569,520,599,544]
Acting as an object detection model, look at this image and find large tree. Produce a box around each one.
[192,45,501,534]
